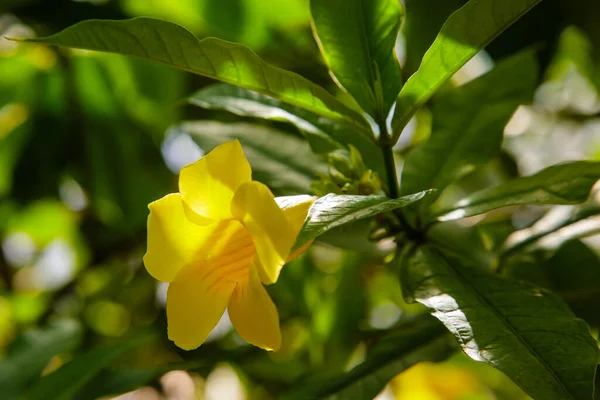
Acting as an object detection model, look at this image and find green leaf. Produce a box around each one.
[401,0,464,77]
[189,84,342,152]
[310,0,403,119]
[181,121,326,194]
[391,0,542,137]
[24,332,155,400]
[187,84,386,179]
[282,315,455,400]
[16,17,371,136]
[435,161,600,221]
[0,320,82,397]
[545,240,600,328]
[400,50,537,203]
[547,26,595,83]
[294,190,432,249]
[402,245,599,400]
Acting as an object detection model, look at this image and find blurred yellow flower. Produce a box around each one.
[143,140,313,351]
[390,362,484,400]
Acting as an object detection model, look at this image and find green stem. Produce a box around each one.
[377,121,399,199]
[381,141,399,199]
[378,120,417,237]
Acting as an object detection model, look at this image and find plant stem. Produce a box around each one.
[381,141,399,199]
[378,119,418,237]
[377,121,399,199]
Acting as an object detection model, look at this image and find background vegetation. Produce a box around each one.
[1,0,600,399]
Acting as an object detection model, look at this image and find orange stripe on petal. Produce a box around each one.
[231,182,296,285]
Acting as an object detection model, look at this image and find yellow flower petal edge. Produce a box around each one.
[144,140,315,351]
[167,262,235,350]
[228,265,281,351]
[144,193,212,282]
[179,139,251,225]
[276,195,315,262]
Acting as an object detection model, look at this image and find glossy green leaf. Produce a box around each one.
[294,190,432,249]
[310,0,403,118]
[180,121,326,194]
[0,320,82,397]
[187,84,386,178]
[391,0,542,138]
[15,17,371,135]
[435,161,600,221]
[25,332,155,400]
[401,0,464,77]
[282,315,454,400]
[402,245,599,400]
[400,50,537,203]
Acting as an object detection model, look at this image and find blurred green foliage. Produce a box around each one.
[1,0,600,399]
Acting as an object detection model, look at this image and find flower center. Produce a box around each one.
[196,220,255,294]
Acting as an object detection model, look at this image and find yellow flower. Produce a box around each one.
[143,140,313,351]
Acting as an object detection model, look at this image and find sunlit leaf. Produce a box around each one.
[310,0,403,118]
[401,245,599,400]
[187,84,386,178]
[435,161,600,221]
[546,26,595,83]
[401,0,464,77]
[391,0,542,136]
[294,190,432,249]
[16,17,372,136]
[400,50,537,204]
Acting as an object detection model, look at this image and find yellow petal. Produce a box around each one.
[231,181,295,284]
[144,193,213,282]
[275,195,314,238]
[179,140,252,225]
[228,266,281,351]
[276,195,315,262]
[167,262,235,350]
